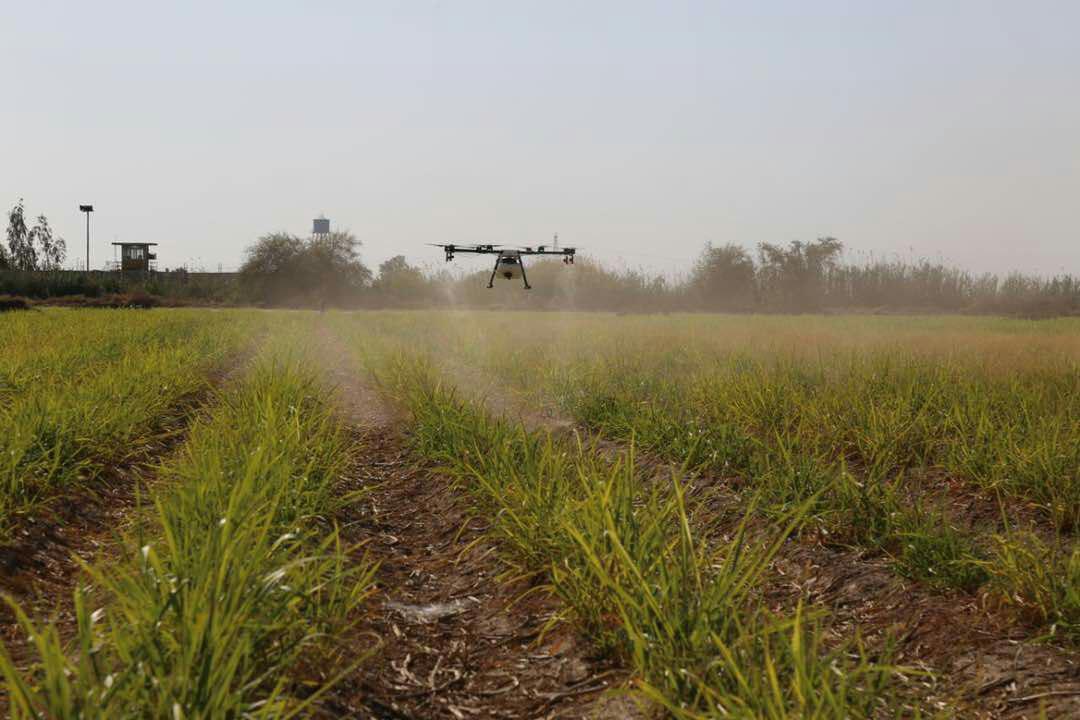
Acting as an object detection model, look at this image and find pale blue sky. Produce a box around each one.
[3,1,1078,276]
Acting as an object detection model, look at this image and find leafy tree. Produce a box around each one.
[690,242,756,309]
[302,231,372,304]
[4,199,65,271]
[240,232,305,274]
[757,237,843,309]
[6,200,35,271]
[239,230,371,306]
[29,214,65,270]
[373,255,430,304]
[238,232,305,303]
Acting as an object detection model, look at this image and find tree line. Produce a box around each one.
[2,208,1076,317]
[236,231,1078,317]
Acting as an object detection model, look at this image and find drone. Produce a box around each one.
[430,235,576,290]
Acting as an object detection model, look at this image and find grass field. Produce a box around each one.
[1,307,1078,717]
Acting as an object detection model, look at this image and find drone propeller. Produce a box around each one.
[507,245,579,252]
[426,243,476,248]
[427,243,509,251]
[429,243,509,262]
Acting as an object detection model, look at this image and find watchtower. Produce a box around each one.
[111,242,158,273]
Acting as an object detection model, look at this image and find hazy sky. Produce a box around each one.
[3,1,1078,276]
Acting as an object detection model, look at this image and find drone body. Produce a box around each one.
[493,251,524,282]
[430,239,576,290]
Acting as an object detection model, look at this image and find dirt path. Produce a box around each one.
[313,326,634,719]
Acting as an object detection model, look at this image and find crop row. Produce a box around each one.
[1,327,376,717]
[366,351,896,718]
[334,311,1080,642]
[0,309,259,535]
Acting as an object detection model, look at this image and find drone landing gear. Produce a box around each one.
[486,257,532,289]
[520,258,532,290]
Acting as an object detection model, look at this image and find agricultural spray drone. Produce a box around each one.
[429,236,576,290]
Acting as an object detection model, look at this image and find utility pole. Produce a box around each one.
[79,205,94,270]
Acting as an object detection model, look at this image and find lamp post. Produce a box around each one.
[79,205,94,271]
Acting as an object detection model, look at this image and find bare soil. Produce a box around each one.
[313,325,638,719]
[324,430,635,719]
[770,538,1080,718]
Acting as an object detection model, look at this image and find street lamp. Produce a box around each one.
[79,205,93,271]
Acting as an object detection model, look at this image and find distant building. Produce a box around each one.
[110,242,158,272]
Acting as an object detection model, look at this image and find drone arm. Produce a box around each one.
[522,248,576,263]
[444,245,500,259]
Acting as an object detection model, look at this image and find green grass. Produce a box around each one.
[889,506,988,592]
[0,332,376,717]
[981,531,1080,640]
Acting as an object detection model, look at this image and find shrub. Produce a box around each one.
[0,295,30,312]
